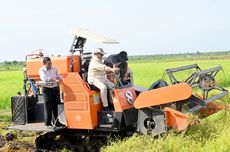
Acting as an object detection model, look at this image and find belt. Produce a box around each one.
[43,87,59,90]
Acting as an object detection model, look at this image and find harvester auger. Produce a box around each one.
[8,28,229,151]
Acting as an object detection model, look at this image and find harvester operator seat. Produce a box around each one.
[80,52,100,91]
[89,84,100,90]
[81,52,92,82]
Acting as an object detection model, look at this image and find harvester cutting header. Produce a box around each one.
[9,29,228,151]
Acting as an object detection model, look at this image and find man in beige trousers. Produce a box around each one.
[88,48,119,110]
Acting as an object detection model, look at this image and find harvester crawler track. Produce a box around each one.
[35,128,131,152]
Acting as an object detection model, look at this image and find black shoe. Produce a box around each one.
[55,121,66,127]
[108,105,114,110]
[103,106,112,111]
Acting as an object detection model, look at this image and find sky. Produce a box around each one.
[0,0,230,61]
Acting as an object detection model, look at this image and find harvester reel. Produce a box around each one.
[165,64,228,113]
[199,74,216,91]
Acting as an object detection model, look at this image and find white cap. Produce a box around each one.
[94,48,106,55]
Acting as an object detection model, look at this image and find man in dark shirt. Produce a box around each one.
[104,51,128,83]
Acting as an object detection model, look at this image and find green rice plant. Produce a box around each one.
[0,71,23,110]
[102,110,230,152]
[129,59,230,88]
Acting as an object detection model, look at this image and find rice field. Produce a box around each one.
[0,71,23,110]
[129,59,230,88]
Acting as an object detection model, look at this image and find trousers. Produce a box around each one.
[91,79,114,107]
[43,87,59,126]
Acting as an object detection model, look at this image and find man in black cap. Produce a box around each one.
[104,51,128,83]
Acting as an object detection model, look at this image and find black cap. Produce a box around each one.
[119,51,128,61]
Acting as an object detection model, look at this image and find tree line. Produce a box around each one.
[0,60,25,66]
[1,50,230,65]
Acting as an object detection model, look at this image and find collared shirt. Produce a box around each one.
[39,66,62,88]
[87,56,106,84]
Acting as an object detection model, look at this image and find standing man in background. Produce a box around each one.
[39,57,64,128]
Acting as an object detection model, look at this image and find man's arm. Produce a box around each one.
[95,62,119,73]
[91,59,119,73]
[105,65,119,73]
[55,68,62,80]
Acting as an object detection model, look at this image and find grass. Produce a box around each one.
[0,71,23,110]
[129,59,230,88]
[0,64,24,72]
[102,110,230,152]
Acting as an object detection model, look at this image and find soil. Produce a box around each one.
[0,123,37,152]
[0,123,110,152]
[0,134,36,152]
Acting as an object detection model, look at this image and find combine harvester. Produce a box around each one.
[9,29,228,151]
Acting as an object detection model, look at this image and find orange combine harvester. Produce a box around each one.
[9,29,228,151]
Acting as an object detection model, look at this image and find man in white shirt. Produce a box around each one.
[88,48,119,110]
[39,57,64,128]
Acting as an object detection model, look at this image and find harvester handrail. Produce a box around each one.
[166,64,200,73]
[197,65,222,75]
